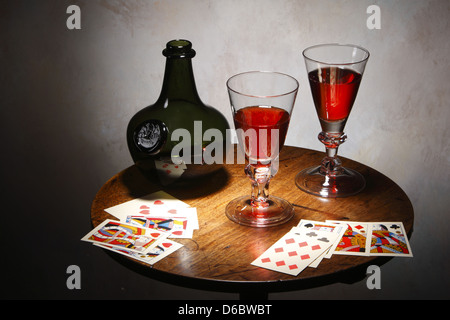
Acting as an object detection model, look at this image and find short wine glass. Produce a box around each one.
[226,71,299,227]
[295,44,369,198]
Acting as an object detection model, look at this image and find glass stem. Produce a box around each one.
[245,164,271,208]
[318,131,347,176]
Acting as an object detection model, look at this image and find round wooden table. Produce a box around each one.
[90,146,414,299]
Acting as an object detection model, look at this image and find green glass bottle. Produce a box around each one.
[127,39,230,185]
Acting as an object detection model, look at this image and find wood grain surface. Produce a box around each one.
[90,146,414,294]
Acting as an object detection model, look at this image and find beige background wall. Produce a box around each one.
[2,0,449,299]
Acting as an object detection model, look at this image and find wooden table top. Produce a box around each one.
[90,146,414,294]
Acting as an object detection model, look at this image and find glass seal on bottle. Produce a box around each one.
[133,119,168,155]
[126,39,230,186]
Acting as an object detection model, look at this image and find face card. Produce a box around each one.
[94,238,183,265]
[147,207,199,230]
[368,222,413,257]
[251,227,335,276]
[326,220,371,256]
[81,219,168,253]
[104,190,191,222]
[125,215,193,238]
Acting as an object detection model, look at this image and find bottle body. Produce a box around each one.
[126,40,230,185]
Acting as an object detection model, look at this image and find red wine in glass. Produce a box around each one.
[226,71,298,226]
[233,106,290,165]
[309,67,362,133]
[296,44,369,198]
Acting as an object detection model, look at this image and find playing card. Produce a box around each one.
[297,220,345,233]
[144,239,184,264]
[125,215,194,238]
[251,227,335,276]
[81,219,168,253]
[368,222,413,257]
[326,220,371,256]
[95,238,183,265]
[296,219,346,266]
[154,159,187,185]
[147,207,199,230]
[104,190,191,222]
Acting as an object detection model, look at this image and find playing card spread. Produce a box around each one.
[86,193,413,272]
[82,190,195,267]
[81,219,169,253]
[368,222,413,257]
[251,227,336,276]
[250,219,412,276]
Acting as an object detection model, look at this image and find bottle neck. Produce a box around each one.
[157,57,202,104]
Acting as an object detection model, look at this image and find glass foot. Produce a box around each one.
[295,166,365,198]
[225,195,294,227]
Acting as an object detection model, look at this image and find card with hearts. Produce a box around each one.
[83,191,199,265]
[251,227,336,276]
[104,190,191,222]
[81,219,169,253]
[104,190,199,233]
[368,222,413,257]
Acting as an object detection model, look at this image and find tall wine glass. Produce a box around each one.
[226,71,299,227]
[296,44,369,198]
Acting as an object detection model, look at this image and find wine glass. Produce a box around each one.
[226,71,299,227]
[295,44,369,198]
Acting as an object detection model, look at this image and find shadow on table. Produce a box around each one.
[121,164,231,201]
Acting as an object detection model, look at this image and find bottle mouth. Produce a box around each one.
[163,39,196,58]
